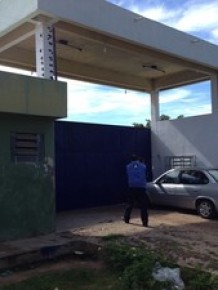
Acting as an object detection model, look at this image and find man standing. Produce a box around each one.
[124,154,149,227]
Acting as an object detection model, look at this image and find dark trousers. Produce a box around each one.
[124,187,148,225]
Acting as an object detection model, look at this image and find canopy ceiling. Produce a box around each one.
[0,0,218,92]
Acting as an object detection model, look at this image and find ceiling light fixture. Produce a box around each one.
[142,64,165,73]
[191,38,200,44]
[134,16,143,22]
[57,39,83,52]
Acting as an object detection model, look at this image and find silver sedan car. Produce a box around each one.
[146,168,218,219]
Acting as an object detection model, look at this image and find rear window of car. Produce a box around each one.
[180,170,208,185]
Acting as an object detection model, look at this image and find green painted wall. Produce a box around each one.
[0,71,67,241]
[0,114,56,241]
[0,71,67,118]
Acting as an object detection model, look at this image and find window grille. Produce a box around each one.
[165,155,196,170]
[11,132,44,163]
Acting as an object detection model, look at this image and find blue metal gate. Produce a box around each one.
[55,121,151,211]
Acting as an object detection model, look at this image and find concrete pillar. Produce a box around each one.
[150,89,160,130]
[150,89,161,178]
[35,22,56,80]
[211,75,218,114]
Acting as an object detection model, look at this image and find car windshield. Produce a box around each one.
[207,169,218,182]
[157,170,179,184]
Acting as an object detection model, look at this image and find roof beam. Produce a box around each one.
[0,47,35,68]
[0,30,35,53]
[0,46,152,91]
[0,23,35,53]
[55,21,218,76]
[155,70,209,91]
[57,58,152,92]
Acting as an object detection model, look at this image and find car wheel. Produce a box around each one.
[196,200,215,219]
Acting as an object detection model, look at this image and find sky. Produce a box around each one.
[1,0,218,126]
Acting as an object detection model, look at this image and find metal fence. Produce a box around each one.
[55,121,151,211]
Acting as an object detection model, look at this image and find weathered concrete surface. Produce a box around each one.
[0,204,218,274]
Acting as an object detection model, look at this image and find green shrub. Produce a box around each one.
[182,267,218,290]
[103,242,175,289]
[103,241,218,290]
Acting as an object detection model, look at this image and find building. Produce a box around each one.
[1,0,218,240]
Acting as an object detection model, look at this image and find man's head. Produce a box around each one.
[131,154,139,161]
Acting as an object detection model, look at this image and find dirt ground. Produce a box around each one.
[0,205,218,286]
[58,205,218,274]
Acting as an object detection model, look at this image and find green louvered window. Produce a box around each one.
[11,132,44,163]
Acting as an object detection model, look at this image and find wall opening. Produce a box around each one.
[159,80,211,120]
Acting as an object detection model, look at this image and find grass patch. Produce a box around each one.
[1,241,218,289]
[181,267,218,290]
[103,241,218,290]
[0,268,120,290]
[101,234,125,241]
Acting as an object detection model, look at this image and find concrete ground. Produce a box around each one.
[0,204,127,272]
[0,204,218,275]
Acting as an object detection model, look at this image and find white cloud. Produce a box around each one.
[210,28,218,44]
[132,1,218,38]
[160,85,211,118]
[108,0,218,44]
[130,5,181,26]
[175,2,218,33]
[171,103,211,119]
[212,28,218,38]
[67,80,150,119]
[160,88,190,104]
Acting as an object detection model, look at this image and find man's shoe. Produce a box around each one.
[143,222,148,227]
[123,217,129,224]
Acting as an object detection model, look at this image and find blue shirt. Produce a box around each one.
[126,161,147,188]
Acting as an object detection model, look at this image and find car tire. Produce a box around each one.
[196,200,215,219]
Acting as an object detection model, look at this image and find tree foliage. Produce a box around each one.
[132,114,184,129]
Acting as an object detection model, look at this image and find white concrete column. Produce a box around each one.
[150,89,160,129]
[211,75,218,114]
[35,22,56,80]
[150,89,160,179]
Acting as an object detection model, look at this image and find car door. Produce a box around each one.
[148,169,180,206]
[173,170,207,209]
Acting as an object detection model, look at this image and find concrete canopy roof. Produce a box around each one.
[1,0,218,93]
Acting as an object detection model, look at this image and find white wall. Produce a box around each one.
[151,113,218,178]
[0,0,38,36]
